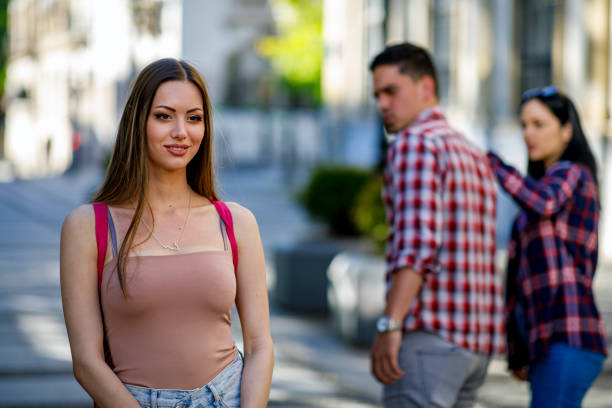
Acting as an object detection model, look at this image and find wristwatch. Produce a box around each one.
[376,316,402,333]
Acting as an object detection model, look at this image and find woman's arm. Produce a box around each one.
[229,203,274,408]
[487,151,583,216]
[60,205,140,408]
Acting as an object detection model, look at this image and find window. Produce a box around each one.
[518,0,556,92]
[431,0,451,105]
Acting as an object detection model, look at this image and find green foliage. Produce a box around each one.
[256,0,322,107]
[298,165,389,252]
[0,0,8,98]
[298,165,371,236]
[352,174,388,254]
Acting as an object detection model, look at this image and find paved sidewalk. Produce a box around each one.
[0,166,380,407]
[0,166,611,407]
[221,166,612,408]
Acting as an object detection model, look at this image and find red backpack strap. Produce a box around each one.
[212,200,238,275]
[92,203,111,408]
[92,203,108,293]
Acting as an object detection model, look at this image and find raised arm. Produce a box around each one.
[487,152,583,216]
[60,205,140,408]
[230,203,274,408]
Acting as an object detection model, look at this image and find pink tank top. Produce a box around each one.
[99,211,238,389]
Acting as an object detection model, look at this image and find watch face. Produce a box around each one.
[377,317,389,332]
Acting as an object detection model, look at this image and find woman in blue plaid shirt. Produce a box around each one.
[488,87,607,408]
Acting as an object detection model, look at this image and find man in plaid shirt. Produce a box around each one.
[369,43,505,407]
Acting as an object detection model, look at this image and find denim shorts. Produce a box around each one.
[125,351,243,408]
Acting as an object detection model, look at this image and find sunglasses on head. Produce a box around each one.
[521,85,558,102]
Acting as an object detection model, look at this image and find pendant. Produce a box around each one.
[164,241,181,251]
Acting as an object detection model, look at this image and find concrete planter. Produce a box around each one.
[327,251,386,346]
[272,240,344,314]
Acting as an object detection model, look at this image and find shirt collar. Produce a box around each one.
[385,106,445,142]
[410,106,444,127]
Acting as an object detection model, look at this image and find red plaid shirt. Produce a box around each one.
[382,107,505,355]
[488,153,608,370]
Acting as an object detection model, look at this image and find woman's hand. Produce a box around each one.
[511,367,528,381]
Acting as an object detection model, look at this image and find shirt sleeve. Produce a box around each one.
[388,133,443,277]
[487,152,582,217]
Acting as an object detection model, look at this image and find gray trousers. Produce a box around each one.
[383,331,490,408]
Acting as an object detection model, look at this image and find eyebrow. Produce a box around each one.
[373,85,396,98]
[153,105,203,113]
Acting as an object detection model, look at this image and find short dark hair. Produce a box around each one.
[369,42,439,98]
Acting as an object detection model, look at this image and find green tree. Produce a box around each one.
[256,0,322,107]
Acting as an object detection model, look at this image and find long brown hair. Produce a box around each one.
[91,58,218,296]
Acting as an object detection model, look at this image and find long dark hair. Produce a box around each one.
[91,58,218,296]
[521,91,598,186]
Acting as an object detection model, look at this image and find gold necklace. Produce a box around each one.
[141,192,192,251]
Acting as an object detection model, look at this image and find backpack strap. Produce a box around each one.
[92,203,108,293]
[91,203,113,408]
[212,201,238,275]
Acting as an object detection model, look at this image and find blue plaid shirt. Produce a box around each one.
[488,152,608,370]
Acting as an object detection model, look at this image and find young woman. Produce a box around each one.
[60,58,273,408]
[488,86,607,407]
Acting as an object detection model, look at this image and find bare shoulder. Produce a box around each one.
[224,201,258,231]
[62,204,95,237]
[60,204,98,273]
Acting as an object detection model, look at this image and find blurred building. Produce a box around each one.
[2,0,275,178]
[4,0,182,177]
[182,0,274,107]
[322,0,612,262]
[6,0,612,261]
